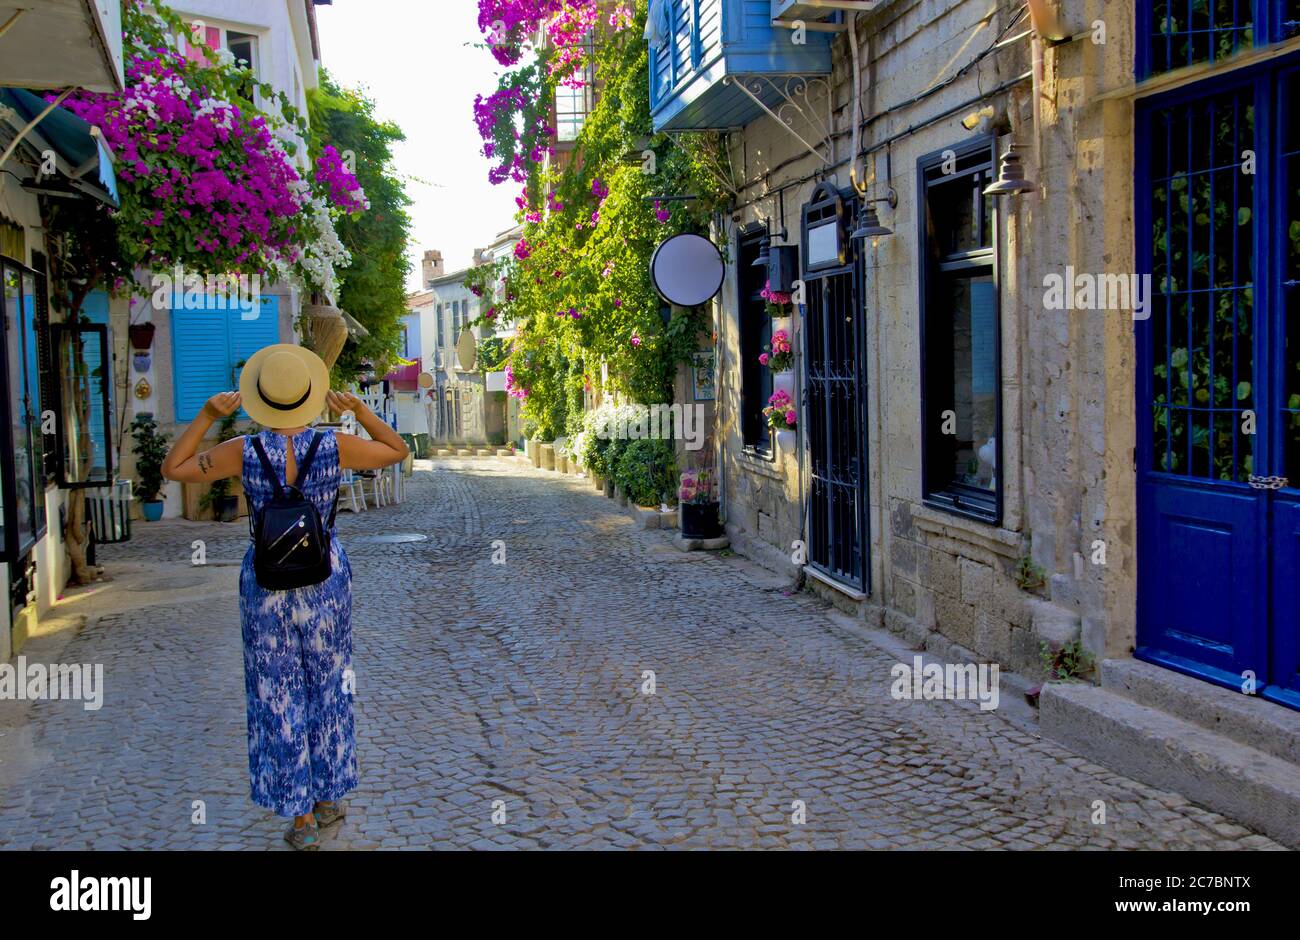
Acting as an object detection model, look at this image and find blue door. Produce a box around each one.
[1136,55,1300,710]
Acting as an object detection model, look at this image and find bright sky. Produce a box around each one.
[315,0,520,292]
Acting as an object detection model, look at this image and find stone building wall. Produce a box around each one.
[716,0,1140,678]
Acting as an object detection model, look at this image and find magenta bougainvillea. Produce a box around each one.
[57,12,366,293]
[473,1,632,192]
[315,145,369,214]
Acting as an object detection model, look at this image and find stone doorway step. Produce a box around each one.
[1041,659,1300,848]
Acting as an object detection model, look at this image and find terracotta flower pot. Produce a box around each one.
[128,322,156,351]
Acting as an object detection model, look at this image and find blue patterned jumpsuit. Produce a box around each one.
[239,429,358,817]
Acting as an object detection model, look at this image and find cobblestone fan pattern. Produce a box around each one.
[0,460,1282,849]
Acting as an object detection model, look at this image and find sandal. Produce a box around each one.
[313,801,347,829]
[284,818,321,851]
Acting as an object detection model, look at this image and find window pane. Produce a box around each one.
[6,268,35,548]
[555,73,589,142]
[1148,0,1253,77]
[1284,72,1300,479]
[925,169,993,255]
[739,236,772,452]
[21,272,44,536]
[943,273,998,493]
[1149,86,1256,482]
[56,326,112,487]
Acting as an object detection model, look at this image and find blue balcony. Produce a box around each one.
[648,0,836,132]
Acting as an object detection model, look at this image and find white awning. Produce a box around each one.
[0,1,124,93]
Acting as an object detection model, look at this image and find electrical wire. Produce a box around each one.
[856,3,1028,141]
[728,3,1033,208]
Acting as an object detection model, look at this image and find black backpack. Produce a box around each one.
[247,431,339,591]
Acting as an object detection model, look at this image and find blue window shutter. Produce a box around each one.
[228,295,280,368]
[170,308,230,422]
[227,296,281,420]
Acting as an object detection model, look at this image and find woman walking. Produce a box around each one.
[162,344,408,850]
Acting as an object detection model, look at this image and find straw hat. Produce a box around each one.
[239,344,330,428]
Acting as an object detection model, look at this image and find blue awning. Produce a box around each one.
[0,88,119,207]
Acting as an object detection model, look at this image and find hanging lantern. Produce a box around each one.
[851,204,894,240]
[984,143,1037,197]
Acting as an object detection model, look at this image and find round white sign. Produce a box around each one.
[456,329,478,371]
[650,233,725,307]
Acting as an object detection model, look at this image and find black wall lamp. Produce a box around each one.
[850,150,898,241]
[751,187,791,268]
[984,142,1036,196]
[851,189,897,240]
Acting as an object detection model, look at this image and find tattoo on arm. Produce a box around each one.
[198,454,213,476]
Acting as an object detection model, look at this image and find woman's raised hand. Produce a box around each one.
[203,391,242,421]
[326,390,366,416]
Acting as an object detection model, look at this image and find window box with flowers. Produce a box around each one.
[760,329,794,375]
[764,389,798,453]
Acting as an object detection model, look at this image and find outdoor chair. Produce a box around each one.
[338,469,367,514]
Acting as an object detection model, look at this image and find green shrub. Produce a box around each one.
[581,430,610,476]
[614,438,677,507]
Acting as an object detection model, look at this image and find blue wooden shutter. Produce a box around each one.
[228,296,280,369]
[170,307,230,422]
[228,296,281,420]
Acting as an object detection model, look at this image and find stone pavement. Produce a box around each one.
[0,458,1282,850]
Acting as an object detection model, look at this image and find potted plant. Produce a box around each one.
[130,413,169,521]
[764,389,798,452]
[198,413,241,522]
[679,469,722,540]
[199,477,239,523]
[761,280,793,319]
[759,329,794,374]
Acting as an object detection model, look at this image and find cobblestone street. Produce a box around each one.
[0,458,1282,850]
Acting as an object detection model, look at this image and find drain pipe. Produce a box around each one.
[847,11,863,183]
[715,210,727,530]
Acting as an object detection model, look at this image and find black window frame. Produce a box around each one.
[737,224,774,457]
[0,256,51,562]
[917,135,1003,526]
[29,251,57,485]
[50,320,115,491]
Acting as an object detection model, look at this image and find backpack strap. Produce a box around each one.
[296,431,340,529]
[250,434,283,499]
